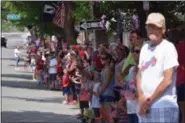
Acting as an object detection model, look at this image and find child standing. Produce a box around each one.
[71,69,81,102]
[79,77,90,119]
[36,54,44,85]
[62,69,72,104]
[14,46,21,70]
[48,52,57,89]
[91,71,102,123]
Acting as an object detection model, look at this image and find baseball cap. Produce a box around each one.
[146,13,166,29]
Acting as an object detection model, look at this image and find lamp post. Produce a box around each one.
[143,1,150,17]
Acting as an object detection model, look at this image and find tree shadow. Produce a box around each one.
[1,57,24,62]
[8,64,25,67]
[1,79,49,91]
[2,96,64,104]
[18,70,32,73]
[2,111,80,123]
[2,73,32,80]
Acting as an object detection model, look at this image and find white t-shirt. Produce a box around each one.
[49,58,57,74]
[126,66,138,114]
[91,83,101,108]
[14,49,21,57]
[138,39,179,108]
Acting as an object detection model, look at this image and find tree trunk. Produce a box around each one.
[64,1,76,44]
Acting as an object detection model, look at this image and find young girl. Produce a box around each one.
[91,71,102,123]
[71,69,81,102]
[79,76,90,119]
[36,54,44,85]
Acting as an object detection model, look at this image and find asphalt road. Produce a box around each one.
[1,32,80,123]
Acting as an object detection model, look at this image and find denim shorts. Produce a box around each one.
[99,95,115,104]
[49,74,57,83]
[63,86,72,95]
[75,83,81,95]
[128,114,138,123]
[15,57,20,65]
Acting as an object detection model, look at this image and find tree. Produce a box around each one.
[2,1,64,36]
[2,1,185,43]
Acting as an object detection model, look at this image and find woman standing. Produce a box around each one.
[96,53,115,123]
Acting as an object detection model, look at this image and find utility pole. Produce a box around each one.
[89,1,96,51]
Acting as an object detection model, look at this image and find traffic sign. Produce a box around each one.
[7,14,21,20]
[80,20,104,31]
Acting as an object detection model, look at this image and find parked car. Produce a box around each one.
[1,36,7,48]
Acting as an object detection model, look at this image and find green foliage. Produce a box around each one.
[2,1,63,35]
[1,1,185,35]
[73,1,91,24]
[2,20,24,32]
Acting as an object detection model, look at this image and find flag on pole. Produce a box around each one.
[53,2,65,28]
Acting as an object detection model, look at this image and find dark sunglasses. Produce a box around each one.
[133,49,140,54]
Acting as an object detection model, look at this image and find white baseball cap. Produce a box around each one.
[146,13,166,29]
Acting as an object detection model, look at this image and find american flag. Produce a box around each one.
[53,2,65,28]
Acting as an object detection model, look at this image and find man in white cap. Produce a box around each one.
[136,13,179,122]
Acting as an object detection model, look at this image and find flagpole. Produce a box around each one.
[90,1,96,51]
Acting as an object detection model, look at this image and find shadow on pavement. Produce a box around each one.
[18,70,32,73]
[8,64,25,67]
[2,73,32,80]
[1,79,49,91]
[2,111,80,123]
[2,96,64,104]
[1,57,25,62]
[1,58,15,61]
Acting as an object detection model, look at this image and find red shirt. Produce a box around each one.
[36,59,44,70]
[176,41,185,66]
[94,56,104,71]
[80,81,90,101]
[31,47,37,54]
[176,41,185,86]
[79,50,86,61]
[72,45,79,52]
[62,74,70,87]
[57,59,63,73]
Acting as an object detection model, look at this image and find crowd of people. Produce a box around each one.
[14,13,184,123]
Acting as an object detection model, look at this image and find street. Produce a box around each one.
[1,33,80,123]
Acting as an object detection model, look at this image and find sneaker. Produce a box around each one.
[62,100,68,105]
[69,101,76,105]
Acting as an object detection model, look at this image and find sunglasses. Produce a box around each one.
[133,49,140,54]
